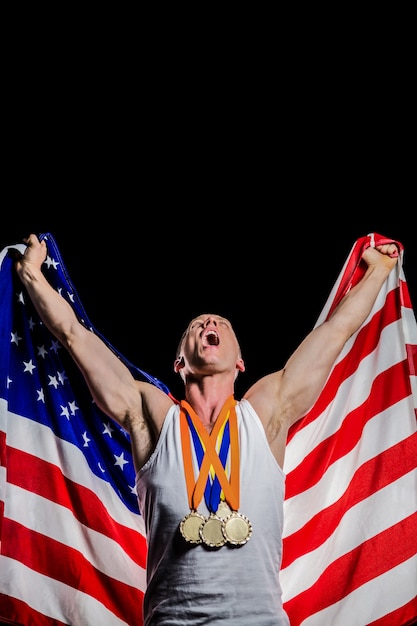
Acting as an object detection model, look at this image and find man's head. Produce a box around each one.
[174,314,245,383]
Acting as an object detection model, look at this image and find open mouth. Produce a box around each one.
[203,330,219,346]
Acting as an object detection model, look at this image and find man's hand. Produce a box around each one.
[15,234,48,278]
[363,242,399,273]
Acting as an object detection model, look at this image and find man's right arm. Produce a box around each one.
[15,234,172,463]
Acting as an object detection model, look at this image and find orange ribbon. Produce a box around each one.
[180,395,240,512]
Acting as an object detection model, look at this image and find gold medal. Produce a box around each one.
[216,500,232,519]
[180,398,252,549]
[180,511,206,544]
[199,513,227,548]
[222,511,253,546]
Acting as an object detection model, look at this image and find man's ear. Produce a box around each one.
[236,357,245,374]
[174,356,185,373]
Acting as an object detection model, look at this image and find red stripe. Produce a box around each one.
[406,343,417,378]
[366,595,417,626]
[282,431,417,568]
[0,593,68,626]
[1,429,5,538]
[400,278,414,310]
[1,518,144,625]
[285,359,411,498]
[6,444,147,568]
[283,512,417,626]
[0,429,5,466]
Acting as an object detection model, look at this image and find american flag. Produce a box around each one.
[0,233,416,625]
[282,234,417,625]
[0,233,171,626]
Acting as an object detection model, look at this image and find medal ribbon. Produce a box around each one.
[180,395,240,512]
[186,413,230,512]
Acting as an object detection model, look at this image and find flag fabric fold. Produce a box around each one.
[282,233,417,626]
[1,232,416,626]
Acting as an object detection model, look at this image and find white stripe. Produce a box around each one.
[411,375,417,410]
[0,555,131,626]
[4,482,147,591]
[281,469,417,600]
[300,555,417,626]
[403,305,417,344]
[0,463,5,503]
[402,304,417,407]
[283,395,415,536]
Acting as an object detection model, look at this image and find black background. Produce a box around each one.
[2,27,415,403]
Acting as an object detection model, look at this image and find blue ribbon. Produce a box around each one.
[186,413,230,513]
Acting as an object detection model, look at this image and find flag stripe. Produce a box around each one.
[3,482,146,589]
[0,557,139,626]
[295,558,417,626]
[283,509,417,625]
[282,431,417,568]
[1,518,144,619]
[281,469,417,598]
[1,407,147,624]
[366,597,417,626]
[6,445,147,568]
[0,592,69,626]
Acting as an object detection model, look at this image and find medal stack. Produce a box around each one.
[179,397,252,549]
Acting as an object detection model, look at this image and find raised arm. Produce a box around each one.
[14,235,172,469]
[245,242,399,466]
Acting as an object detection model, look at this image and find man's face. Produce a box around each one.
[175,314,244,380]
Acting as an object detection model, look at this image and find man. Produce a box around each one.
[15,234,399,626]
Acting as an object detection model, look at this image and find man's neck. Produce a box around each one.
[184,380,235,432]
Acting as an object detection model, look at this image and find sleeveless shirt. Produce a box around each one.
[135,399,290,626]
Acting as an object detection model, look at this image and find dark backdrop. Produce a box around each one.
[2,26,415,402]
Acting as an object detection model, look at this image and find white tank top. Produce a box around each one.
[136,399,290,626]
